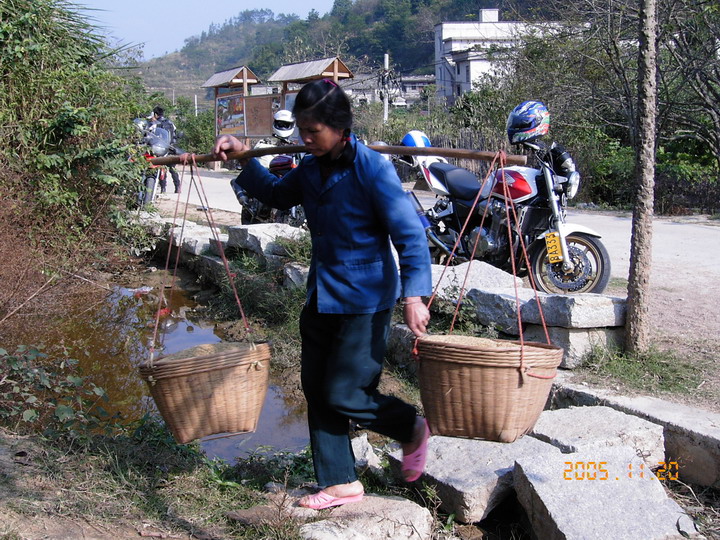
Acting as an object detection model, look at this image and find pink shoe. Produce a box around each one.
[298,490,364,510]
[402,418,430,482]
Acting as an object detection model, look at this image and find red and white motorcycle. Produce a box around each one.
[401,130,611,294]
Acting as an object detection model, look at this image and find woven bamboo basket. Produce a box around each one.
[417,334,563,443]
[138,342,270,444]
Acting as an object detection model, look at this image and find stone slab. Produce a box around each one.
[181,235,211,256]
[388,435,561,523]
[298,493,433,540]
[465,288,625,335]
[227,223,305,256]
[550,380,720,488]
[465,288,536,334]
[514,446,697,539]
[431,262,522,300]
[208,233,229,256]
[283,262,309,289]
[523,324,625,368]
[522,293,626,328]
[530,406,665,465]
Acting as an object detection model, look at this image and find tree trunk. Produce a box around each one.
[625,0,658,353]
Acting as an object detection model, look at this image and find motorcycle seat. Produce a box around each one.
[429,162,493,201]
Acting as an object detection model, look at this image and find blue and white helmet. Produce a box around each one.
[506,101,550,144]
[401,130,433,148]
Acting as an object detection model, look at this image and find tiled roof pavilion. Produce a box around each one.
[267,57,353,88]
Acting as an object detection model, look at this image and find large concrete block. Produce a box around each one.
[282,262,309,289]
[298,494,433,540]
[465,288,536,334]
[181,235,211,256]
[550,381,720,488]
[521,293,626,328]
[523,324,625,368]
[431,262,522,299]
[530,406,665,466]
[208,233,229,256]
[514,447,697,539]
[388,435,561,523]
[227,223,305,256]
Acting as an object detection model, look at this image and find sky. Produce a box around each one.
[76,0,336,60]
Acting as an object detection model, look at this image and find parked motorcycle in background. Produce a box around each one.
[133,118,171,208]
[231,109,305,227]
[401,101,611,294]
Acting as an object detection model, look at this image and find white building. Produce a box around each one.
[435,9,533,104]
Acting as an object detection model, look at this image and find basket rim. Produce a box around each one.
[418,334,562,353]
[418,355,561,369]
[138,342,270,368]
[139,357,270,380]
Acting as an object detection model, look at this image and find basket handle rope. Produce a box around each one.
[148,154,254,367]
[494,163,556,380]
[412,152,502,360]
[416,150,557,380]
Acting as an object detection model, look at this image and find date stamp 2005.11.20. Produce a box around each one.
[563,461,679,482]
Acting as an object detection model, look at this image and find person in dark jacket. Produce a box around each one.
[213,79,433,510]
[150,106,182,193]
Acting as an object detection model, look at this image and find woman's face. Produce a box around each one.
[297,120,345,159]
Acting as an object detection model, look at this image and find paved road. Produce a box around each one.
[170,166,720,287]
[566,210,720,285]
[166,166,241,212]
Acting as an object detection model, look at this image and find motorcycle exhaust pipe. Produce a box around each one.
[406,191,453,258]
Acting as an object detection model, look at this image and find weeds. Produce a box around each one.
[0,346,119,438]
[580,344,704,393]
[274,233,312,267]
[425,294,499,338]
[666,480,719,539]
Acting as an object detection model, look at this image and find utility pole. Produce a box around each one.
[194,95,198,117]
[382,53,389,124]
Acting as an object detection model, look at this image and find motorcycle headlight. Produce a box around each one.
[151,143,169,156]
[566,171,580,199]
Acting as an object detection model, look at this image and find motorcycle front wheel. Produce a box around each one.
[528,233,611,294]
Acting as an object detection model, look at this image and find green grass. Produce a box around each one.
[580,345,705,394]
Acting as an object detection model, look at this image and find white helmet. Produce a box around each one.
[273,109,296,138]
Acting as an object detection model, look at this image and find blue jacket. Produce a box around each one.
[235,135,432,314]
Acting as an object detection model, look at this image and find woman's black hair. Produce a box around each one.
[293,79,352,133]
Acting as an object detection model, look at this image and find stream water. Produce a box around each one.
[50,277,309,463]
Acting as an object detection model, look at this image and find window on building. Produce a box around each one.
[465,65,470,82]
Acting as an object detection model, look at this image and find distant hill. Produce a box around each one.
[136,1,535,104]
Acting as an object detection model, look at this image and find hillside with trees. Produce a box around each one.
[136,0,718,214]
[137,1,521,102]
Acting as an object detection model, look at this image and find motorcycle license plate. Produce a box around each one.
[544,232,564,263]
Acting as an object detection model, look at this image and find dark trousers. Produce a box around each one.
[299,301,417,487]
[169,166,181,193]
[159,166,181,193]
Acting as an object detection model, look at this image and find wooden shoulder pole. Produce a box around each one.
[150,144,527,166]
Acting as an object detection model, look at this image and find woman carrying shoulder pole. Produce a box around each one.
[213,78,432,510]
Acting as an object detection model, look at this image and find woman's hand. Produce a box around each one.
[212,135,249,162]
[403,297,430,337]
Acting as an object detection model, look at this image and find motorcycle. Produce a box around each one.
[400,130,611,294]
[231,151,306,228]
[133,118,172,208]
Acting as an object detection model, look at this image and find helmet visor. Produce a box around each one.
[274,120,294,130]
